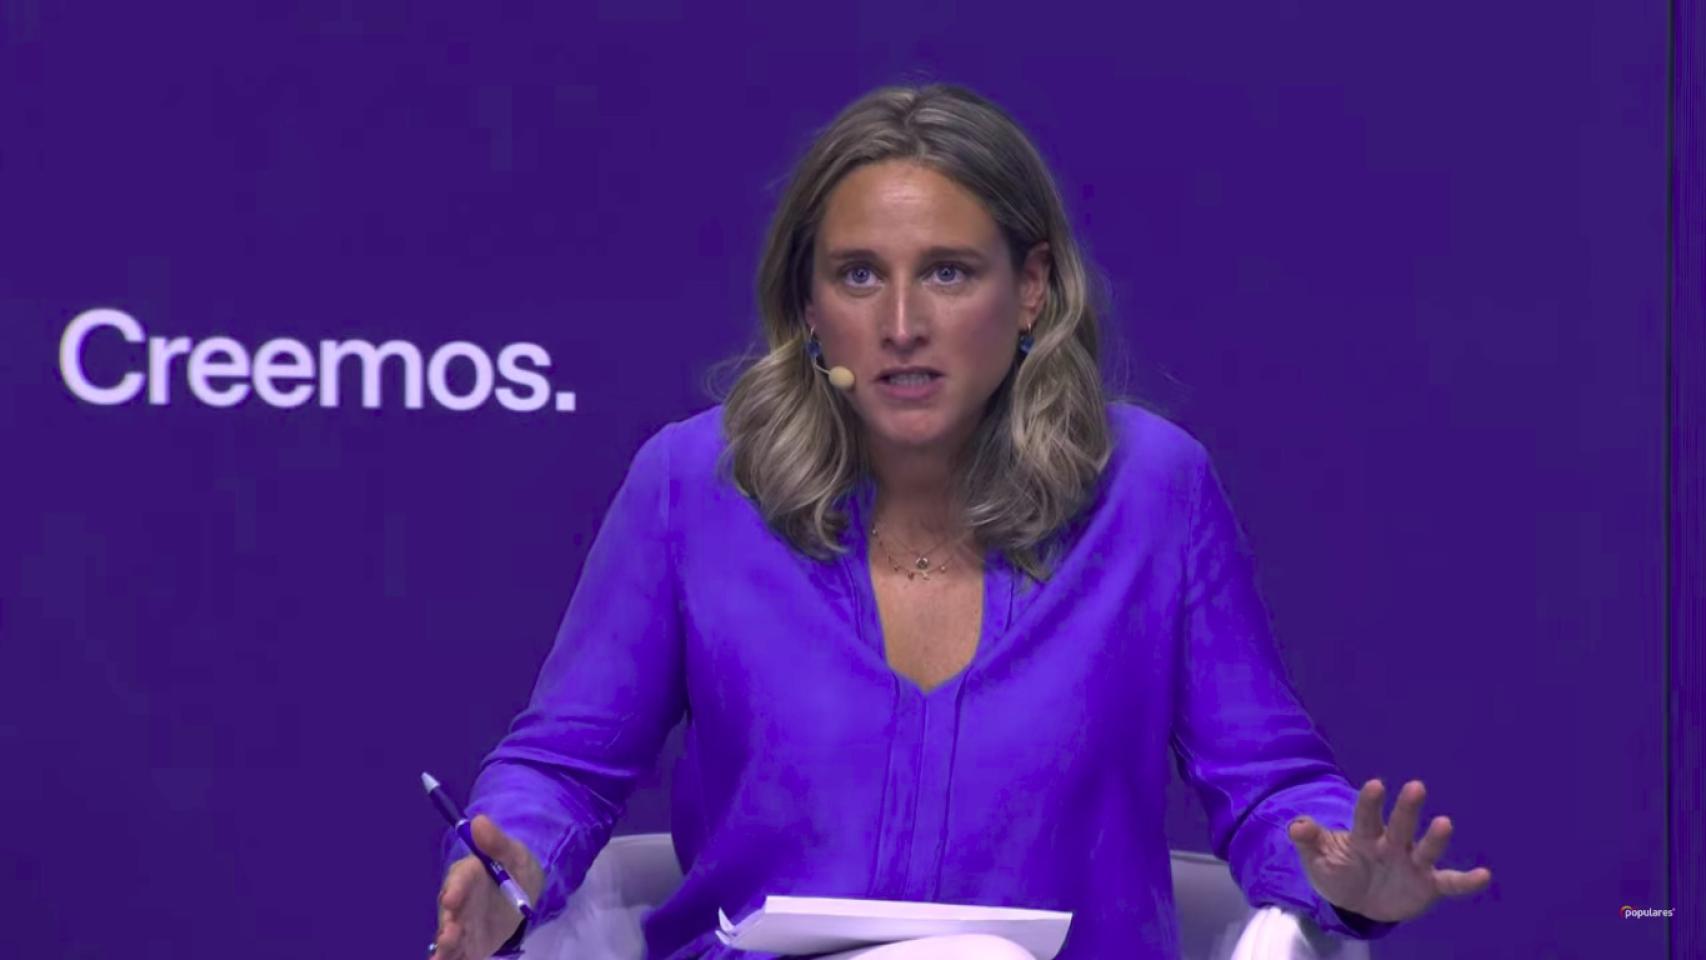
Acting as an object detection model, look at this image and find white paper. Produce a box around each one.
[714,895,1072,958]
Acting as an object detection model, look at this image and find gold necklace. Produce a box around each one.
[870,522,958,581]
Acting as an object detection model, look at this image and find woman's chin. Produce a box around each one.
[865,412,965,453]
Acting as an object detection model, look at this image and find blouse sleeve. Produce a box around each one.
[438,421,687,926]
[1169,448,1400,941]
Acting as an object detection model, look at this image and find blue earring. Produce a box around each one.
[1018,328,1034,356]
[806,329,823,361]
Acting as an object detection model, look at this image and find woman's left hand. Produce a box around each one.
[1286,778,1493,923]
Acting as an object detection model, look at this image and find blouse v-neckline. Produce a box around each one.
[839,475,1016,701]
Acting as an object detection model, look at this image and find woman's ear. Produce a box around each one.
[1020,242,1052,324]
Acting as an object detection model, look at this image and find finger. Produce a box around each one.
[1432,866,1493,897]
[1385,780,1426,850]
[473,814,543,893]
[434,892,458,959]
[1352,779,1385,842]
[1288,815,1325,852]
[1412,815,1453,869]
[435,916,461,960]
[439,857,491,960]
[440,858,479,914]
[470,814,518,866]
[437,857,485,959]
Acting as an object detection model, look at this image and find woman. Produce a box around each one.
[432,83,1492,960]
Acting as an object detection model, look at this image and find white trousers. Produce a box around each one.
[814,934,1038,960]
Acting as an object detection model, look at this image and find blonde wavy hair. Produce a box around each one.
[717,82,1119,583]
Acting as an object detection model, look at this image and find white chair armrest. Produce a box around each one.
[517,833,680,959]
[1170,849,1373,960]
[1231,905,1372,960]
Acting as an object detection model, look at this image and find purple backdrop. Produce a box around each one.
[0,2,1684,957]
[1670,0,1705,952]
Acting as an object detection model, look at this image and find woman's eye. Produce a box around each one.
[931,264,968,284]
[843,266,876,286]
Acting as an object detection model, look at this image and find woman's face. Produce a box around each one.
[804,160,1049,461]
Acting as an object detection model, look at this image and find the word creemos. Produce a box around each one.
[58,308,577,413]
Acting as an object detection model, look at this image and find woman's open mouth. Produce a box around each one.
[876,369,943,401]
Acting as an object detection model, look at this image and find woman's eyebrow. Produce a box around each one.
[823,245,988,264]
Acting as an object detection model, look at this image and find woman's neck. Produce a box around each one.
[867,443,967,547]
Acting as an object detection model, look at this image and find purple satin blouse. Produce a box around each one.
[441,402,1399,958]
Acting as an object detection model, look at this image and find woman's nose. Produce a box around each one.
[880,288,929,347]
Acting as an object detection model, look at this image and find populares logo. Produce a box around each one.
[1619,905,1675,918]
[58,308,577,413]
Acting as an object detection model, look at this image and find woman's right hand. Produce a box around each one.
[434,814,546,960]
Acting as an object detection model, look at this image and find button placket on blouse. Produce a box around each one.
[893,552,1017,902]
[910,551,1014,899]
[902,684,958,899]
[872,685,927,895]
[841,481,1019,902]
